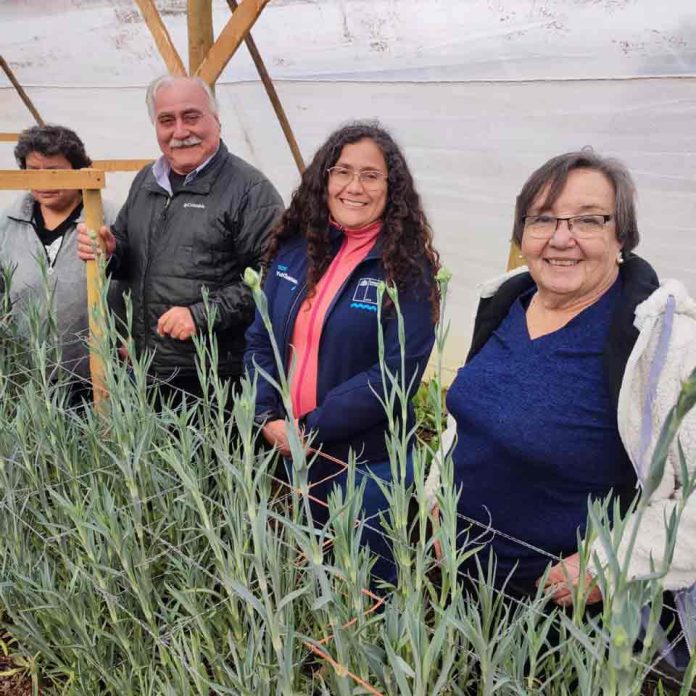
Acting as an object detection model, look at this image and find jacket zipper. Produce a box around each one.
[283,254,379,405]
[142,195,172,347]
[281,281,308,364]
[48,233,68,272]
[289,242,352,413]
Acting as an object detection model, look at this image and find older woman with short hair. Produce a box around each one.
[446,150,696,661]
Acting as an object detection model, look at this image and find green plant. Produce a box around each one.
[0,264,693,694]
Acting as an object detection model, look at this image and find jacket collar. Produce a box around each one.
[6,191,87,225]
[604,254,660,408]
[466,269,535,362]
[327,220,384,260]
[467,254,660,409]
[5,192,35,223]
[144,140,228,196]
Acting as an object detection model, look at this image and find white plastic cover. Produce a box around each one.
[1,0,695,375]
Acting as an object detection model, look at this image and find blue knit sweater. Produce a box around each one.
[447,280,636,592]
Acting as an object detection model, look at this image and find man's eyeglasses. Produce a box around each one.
[327,166,388,190]
[522,214,614,240]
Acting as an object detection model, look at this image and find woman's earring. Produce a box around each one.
[616,250,624,265]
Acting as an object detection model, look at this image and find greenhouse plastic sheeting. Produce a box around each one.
[1,0,695,375]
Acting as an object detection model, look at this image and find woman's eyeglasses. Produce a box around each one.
[327,166,388,190]
[522,214,614,240]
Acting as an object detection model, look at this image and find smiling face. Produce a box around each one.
[521,168,622,308]
[327,138,388,229]
[26,151,82,213]
[153,80,221,175]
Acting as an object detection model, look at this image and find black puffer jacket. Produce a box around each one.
[110,142,283,377]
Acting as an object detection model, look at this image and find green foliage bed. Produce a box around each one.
[0,268,694,695]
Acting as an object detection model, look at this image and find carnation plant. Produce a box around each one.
[0,264,693,694]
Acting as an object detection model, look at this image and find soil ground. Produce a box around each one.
[0,654,33,696]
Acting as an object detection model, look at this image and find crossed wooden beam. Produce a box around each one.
[0,169,109,408]
[0,1,309,409]
[135,0,262,84]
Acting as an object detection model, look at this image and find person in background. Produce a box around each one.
[77,75,283,403]
[445,149,696,670]
[245,122,440,584]
[0,124,122,400]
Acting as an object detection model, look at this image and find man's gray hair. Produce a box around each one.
[145,75,219,122]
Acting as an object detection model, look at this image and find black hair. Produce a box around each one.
[14,124,92,170]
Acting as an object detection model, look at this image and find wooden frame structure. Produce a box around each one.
[0,168,109,408]
[0,1,309,406]
[133,0,305,171]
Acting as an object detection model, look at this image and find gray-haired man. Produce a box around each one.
[78,75,283,399]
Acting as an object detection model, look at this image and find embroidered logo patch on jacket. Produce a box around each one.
[276,264,298,286]
[350,277,380,312]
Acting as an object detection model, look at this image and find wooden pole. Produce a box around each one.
[506,240,525,271]
[195,0,270,86]
[0,168,108,409]
[0,55,45,127]
[133,0,187,76]
[226,0,304,173]
[188,0,214,76]
[82,187,108,409]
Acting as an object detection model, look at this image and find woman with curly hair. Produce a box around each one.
[244,122,440,583]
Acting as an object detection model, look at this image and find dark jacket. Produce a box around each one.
[467,253,660,410]
[110,142,283,377]
[244,225,436,462]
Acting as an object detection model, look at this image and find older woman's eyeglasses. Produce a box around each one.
[327,166,388,190]
[522,214,614,240]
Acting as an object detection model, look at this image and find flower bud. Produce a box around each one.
[436,267,453,283]
[244,267,261,290]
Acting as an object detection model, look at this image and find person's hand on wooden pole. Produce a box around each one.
[76,222,116,261]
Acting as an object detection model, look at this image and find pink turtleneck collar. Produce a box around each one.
[289,218,383,418]
[330,217,383,238]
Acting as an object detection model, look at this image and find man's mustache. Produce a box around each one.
[169,136,203,148]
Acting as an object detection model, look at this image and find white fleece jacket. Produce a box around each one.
[591,279,696,590]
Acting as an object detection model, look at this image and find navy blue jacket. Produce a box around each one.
[244,225,436,463]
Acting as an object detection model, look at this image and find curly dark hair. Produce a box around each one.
[266,121,441,319]
[14,125,92,170]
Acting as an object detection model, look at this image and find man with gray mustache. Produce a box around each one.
[77,75,283,401]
